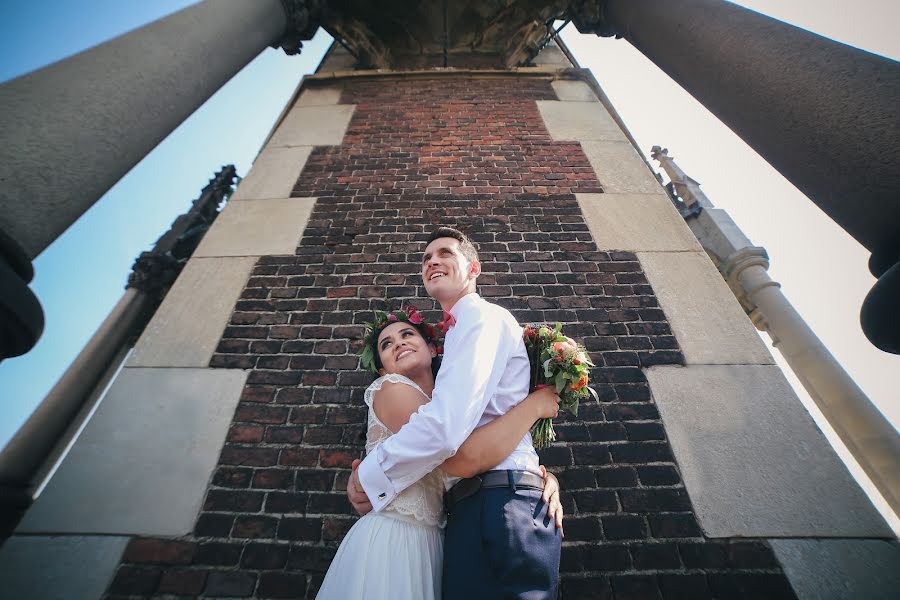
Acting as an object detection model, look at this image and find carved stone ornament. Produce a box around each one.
[127,252,182,303]
[276,0,323,55]
[567,0,621,37]
[301,0,586,69]
[275,1,626,68]
[126,165,236,304]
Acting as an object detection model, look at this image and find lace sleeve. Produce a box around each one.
[363,373,428,410]
[363,373,429,453]
[362,374,446,528]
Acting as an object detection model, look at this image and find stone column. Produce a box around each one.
[722,248,900,515]
[0,0,316,359]
[653,146,900,516]
[572,0,900,353]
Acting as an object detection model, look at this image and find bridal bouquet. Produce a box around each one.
[524,323,598,449]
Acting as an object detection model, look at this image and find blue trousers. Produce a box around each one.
[443,484,561,600]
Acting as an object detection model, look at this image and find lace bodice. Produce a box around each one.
[364,374,446,528]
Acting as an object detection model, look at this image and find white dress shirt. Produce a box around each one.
[358,293,540,513]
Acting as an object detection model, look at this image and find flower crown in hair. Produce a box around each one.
[358,305,442,374]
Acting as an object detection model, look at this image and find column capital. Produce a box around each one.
[275,0,322,55]
[568,1,620,38]
[0,229,44,360]
[719,246,780,318]
[720,246,770,283]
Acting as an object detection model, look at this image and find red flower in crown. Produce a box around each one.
[357,306,444,374]
[422,324,438,341]
[404,305,424,325]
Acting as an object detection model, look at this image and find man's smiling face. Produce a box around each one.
[422,237,479,307]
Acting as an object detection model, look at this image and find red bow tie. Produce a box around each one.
[436,311,456,334]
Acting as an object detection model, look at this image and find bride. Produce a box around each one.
[316,309,563,599]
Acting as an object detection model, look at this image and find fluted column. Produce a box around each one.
[0,0,317,359]
[573,0,900,353]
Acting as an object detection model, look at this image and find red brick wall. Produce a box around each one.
[106,76,794,599]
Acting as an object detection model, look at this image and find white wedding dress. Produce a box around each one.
[316,374,446,600]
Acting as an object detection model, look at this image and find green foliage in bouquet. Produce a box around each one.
[523,323,598,449]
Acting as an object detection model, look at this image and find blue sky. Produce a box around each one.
[2,2,898,530]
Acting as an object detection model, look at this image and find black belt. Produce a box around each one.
[445,469,544,510]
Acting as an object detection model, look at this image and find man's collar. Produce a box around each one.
[448,292,479,320]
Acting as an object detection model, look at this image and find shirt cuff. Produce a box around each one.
[357,451,396,513]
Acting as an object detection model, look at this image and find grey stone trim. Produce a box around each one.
[268,104,355,148]
[230,147,314,202]
[536,99,627,142]
[192,197,316,257]
[637,251,773,365]
[128,257,257,368]
[770,539,900,599]
[577,193,702,253]
[17,368,247,536]
[0,535,130,600]
[646,365,892,538]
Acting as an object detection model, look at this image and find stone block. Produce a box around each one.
[645,365,892,537]
[770,539,900,599]
[577,193,702,252]
[537,100,626,142]
[581,141,666,195]
[637,251,773,364]
[0,535,129,600]
[534,42,571,67]
[17,367,247,536]
[551,80,597,102]
[128,257,256,367]
[230,146,313,201]
[268,104,355,147]
[296,86,342,106]
[193,197,316,257]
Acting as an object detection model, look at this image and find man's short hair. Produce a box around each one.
[427,227,479,263]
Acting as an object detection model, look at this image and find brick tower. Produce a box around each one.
[2,2,897,599]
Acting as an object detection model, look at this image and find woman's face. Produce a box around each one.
[376,321,436,376]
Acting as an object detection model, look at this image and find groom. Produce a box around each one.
[347,227,562,599]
